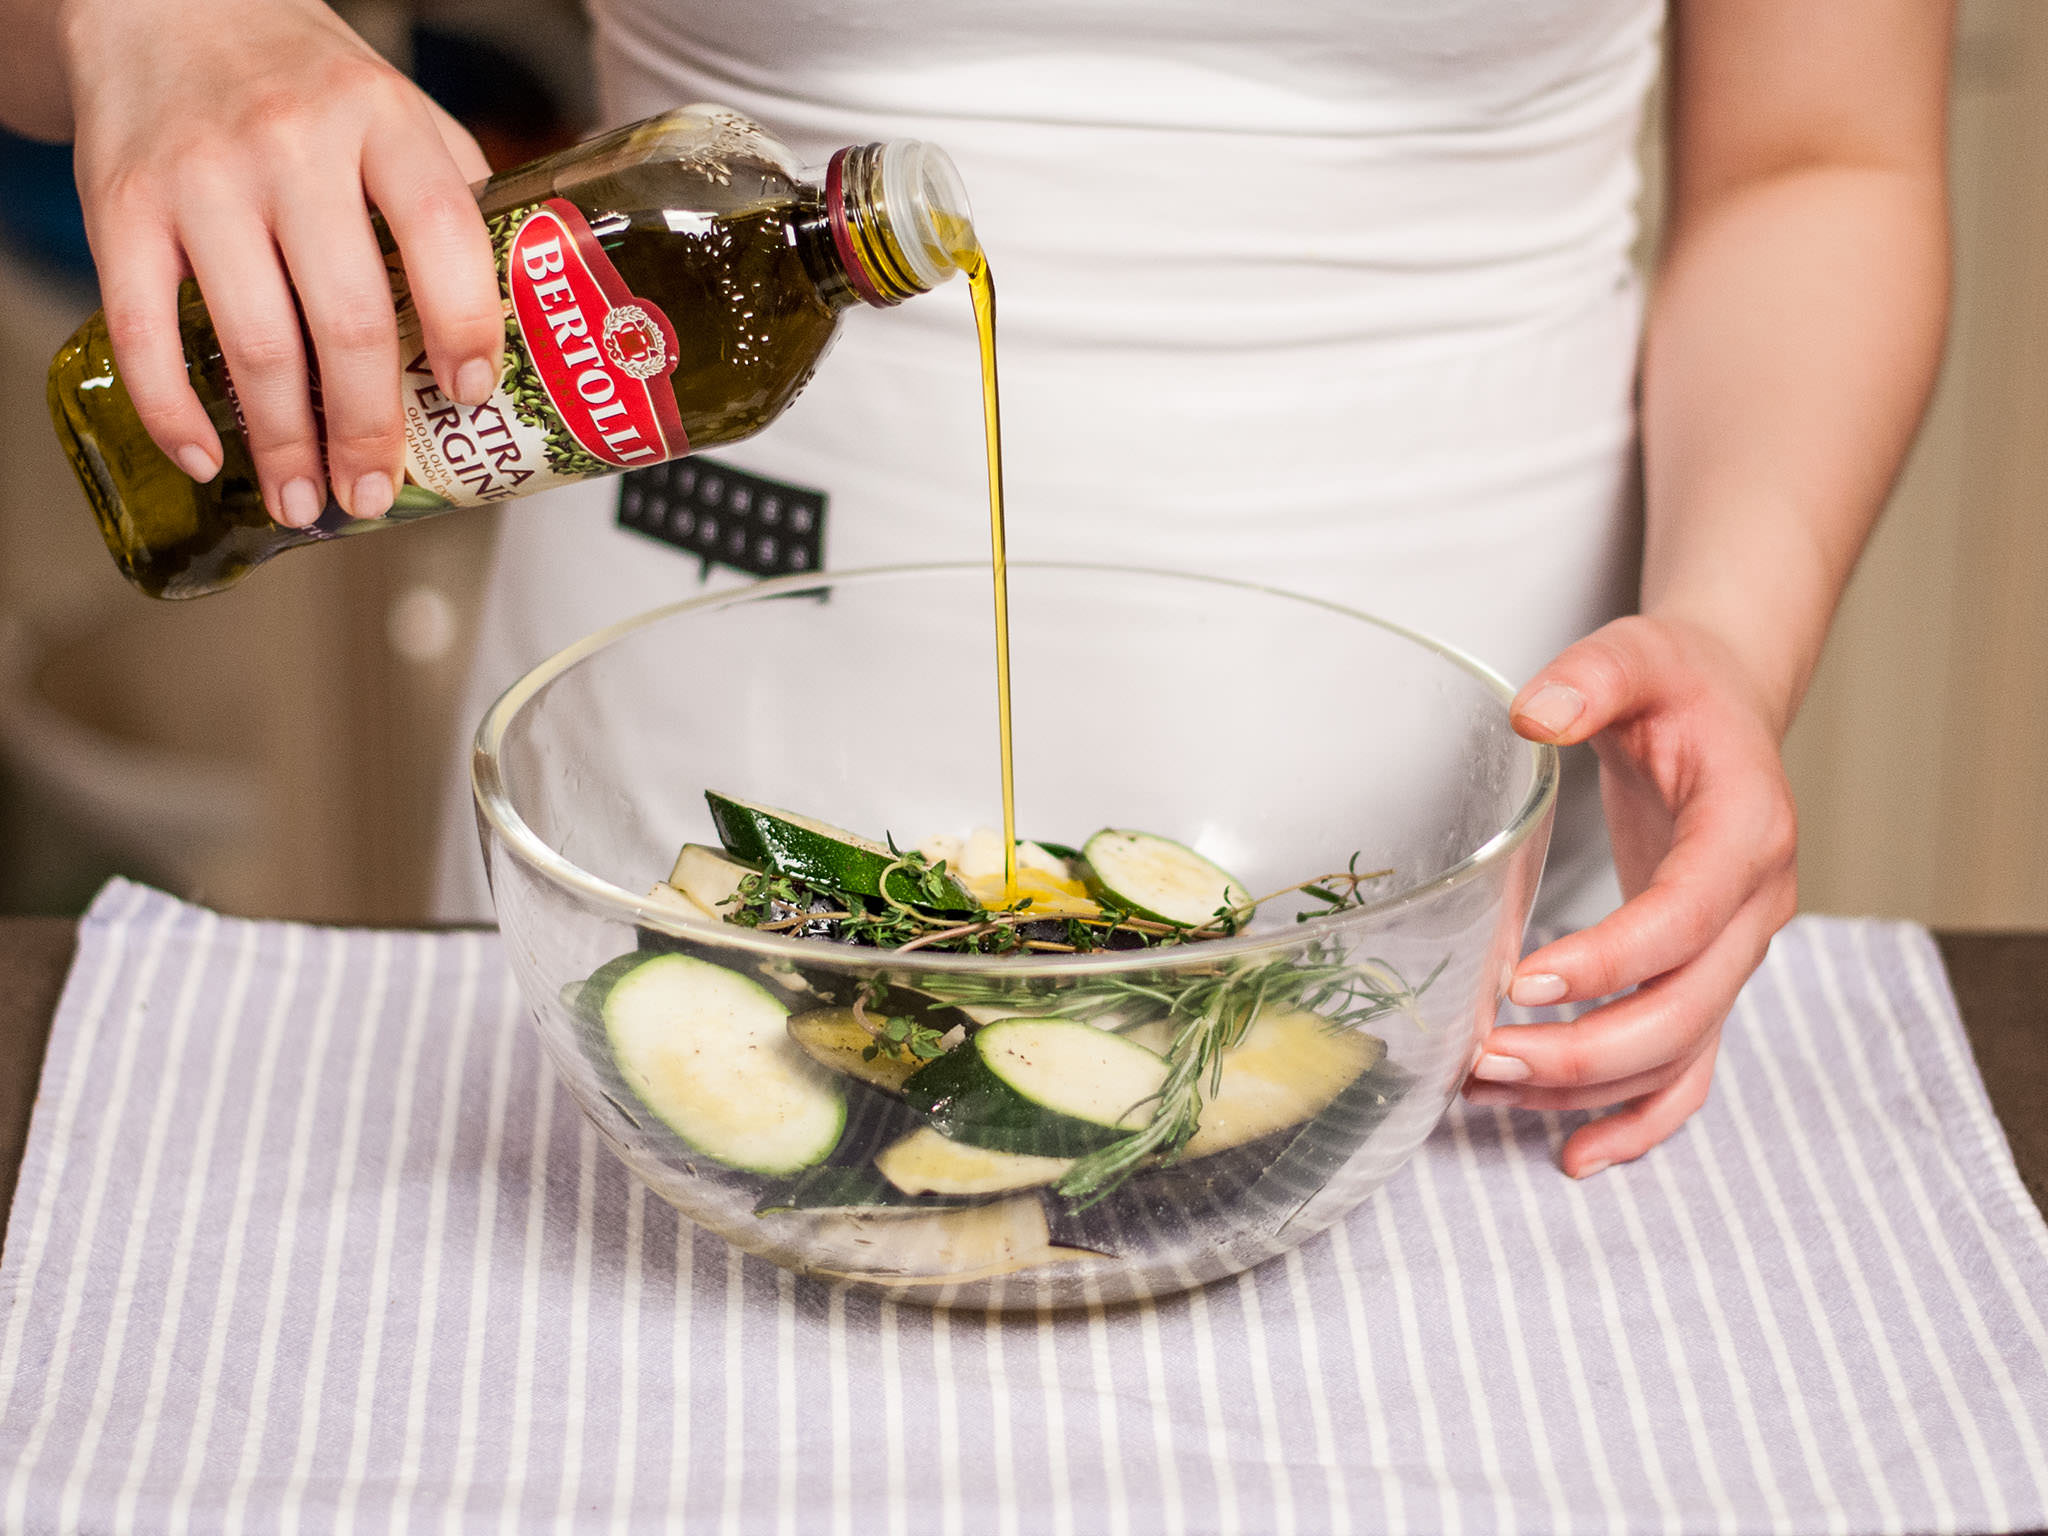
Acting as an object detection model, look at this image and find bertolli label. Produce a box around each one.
[393,198,689,510]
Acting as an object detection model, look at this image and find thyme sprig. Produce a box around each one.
[850,980,958,1064]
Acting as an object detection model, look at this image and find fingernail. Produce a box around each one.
[1573,1159,1612,1180]
[352,471,394,519]
[279,477,323,528]
[454,356,497,406]
[1515,682,1585,740]
[1510,972,1568,1007]
[174,443,220,482]
[1472,1052,1532,1083]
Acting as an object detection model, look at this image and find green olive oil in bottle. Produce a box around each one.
[48,106,979,599]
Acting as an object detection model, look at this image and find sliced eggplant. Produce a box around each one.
[598,951,845,1177]
[1239,1058,1414,1227]
[821,1074,928,1159]
[801,1195,1091,1285]
[787,1004,966,1095]
[875,1127,1073,1197]
[1041,1057,1413,1258]
[904,1018,1166,1157]
[1183,1010,1384,1157]
[704,791,975,911]
[1030,1011,1392,1259]
[755,1164,976,1215]
[1081,829,1253,928]
[1040,1130,1285,1258]
[1097,1009,1383,1157]
[1118,1019,1173,1055]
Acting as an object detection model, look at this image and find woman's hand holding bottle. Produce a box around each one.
[59,0,502,526]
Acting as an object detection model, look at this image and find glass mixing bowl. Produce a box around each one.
[473,563,1555,1310]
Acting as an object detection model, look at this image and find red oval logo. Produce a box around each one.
[508,202,688,468]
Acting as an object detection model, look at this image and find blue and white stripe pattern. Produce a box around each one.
[2,879,2045,1534]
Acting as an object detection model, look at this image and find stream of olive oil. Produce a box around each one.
[961,251,1019,898]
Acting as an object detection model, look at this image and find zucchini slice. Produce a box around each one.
[1081,829,1252,928]
[643,881,715,924]
[704,792,975,911]
[667,843,757,919]
[904,1018,1166,1157]
[577,952,652,1020]
[787,1006,964,1095]
[875,1128,1073,1197]
[599,952,846,1177]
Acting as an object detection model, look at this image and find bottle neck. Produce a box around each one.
[823,141,978,308]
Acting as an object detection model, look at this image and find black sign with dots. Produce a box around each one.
[616,456,827,580]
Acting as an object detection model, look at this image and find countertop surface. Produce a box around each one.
[0,918,2042,1234]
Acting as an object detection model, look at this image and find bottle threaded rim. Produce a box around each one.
[826,142,976,308]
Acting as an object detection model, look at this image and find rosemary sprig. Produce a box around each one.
[905,855,1430,1205]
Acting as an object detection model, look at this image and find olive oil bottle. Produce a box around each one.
[48,107,979,598]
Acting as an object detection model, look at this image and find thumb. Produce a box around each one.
[1511,618,1663,747]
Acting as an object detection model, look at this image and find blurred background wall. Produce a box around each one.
[1778,0,2048,927]
[0,0,2040,927]
[0,0,590,922]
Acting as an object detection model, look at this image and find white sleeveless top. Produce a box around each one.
[434,0,1662,925]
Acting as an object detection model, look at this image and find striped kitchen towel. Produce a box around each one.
[2,879,2046,1535]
